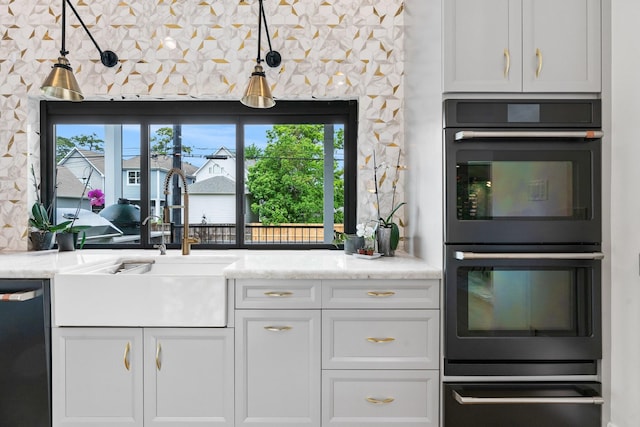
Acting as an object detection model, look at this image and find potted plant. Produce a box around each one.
[55,222,90,251]
[333,230,364,254]
[29,202,71,250]
[371,148,406,256]
[28,165,71,250]
[377,202,406,256]
[356,222,377,256]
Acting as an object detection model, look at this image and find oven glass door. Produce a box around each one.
[445,246,601,363]
[445,132,601,244]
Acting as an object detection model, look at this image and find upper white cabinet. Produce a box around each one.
[444,0,601,92]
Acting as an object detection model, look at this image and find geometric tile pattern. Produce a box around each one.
[0,0,405,251]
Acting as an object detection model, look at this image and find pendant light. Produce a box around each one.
[41,0,119,102]
[240,0,282,109]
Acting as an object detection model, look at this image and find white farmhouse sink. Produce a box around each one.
[53,254,236,327]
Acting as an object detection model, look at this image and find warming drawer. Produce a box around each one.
[444,382,602,427]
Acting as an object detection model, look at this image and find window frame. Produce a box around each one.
[40,100,358,250]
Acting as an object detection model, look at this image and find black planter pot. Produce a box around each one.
[30,231,55,251]
[56,232,78,252]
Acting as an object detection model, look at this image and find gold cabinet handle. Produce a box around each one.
[536,48,543,78]
[367,337,396,343]
[366,397,395,405]
[264,291,293,297]
[123,342,131,371]
[367,291,395,297]
[503,48,510,78]
[155,342,162,371]
[264,325,293,332]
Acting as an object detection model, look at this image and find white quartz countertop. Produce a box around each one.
[0,249,441,280]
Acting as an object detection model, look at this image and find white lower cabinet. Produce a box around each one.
[53,328,144,426]
[53,327,234,427]
[144,328,234,426]
[235,309,321,427]
[320,280,440,427]
[54,279,438,427]
[322,370,439,427]
[234,278,440,427]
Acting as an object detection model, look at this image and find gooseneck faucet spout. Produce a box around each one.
[142,215,167,255]
[163,168,198,255]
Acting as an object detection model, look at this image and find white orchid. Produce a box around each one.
[356,222,376,240]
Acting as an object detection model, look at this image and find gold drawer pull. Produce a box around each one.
[367,337,396,344]
[264,326,293,332]
[123,342,131,371]
[367,291,395,297]
[155,342,162,371]
[366,397,395,405]
[264,291,294,297]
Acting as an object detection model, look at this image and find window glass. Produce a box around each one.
[150,124,237,246]
[244,124,344,245]
[43,100,357,249]
[54,124,141,245]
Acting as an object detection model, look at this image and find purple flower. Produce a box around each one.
[88,189,105,207]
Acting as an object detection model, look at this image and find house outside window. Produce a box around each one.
[40,100,357,250]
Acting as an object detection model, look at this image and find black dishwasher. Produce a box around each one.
[0,279,51,427]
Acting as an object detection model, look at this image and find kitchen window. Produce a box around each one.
[40,100,357,249]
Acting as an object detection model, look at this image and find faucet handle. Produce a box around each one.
[153,243,167,255]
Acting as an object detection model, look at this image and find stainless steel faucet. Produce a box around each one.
[163,168,198,255]
[142,215,167,255]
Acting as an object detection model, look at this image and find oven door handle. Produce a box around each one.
[0,289,42,302]
[455,251,604,260]
[455,130,604,140]
[453,390,604,405]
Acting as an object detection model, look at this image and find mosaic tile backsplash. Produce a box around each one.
[0,0,405,251]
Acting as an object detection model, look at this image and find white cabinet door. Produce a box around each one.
[522,0,601,92]
[235,310,321,427]
[144,328,234,427]
[444,0,522,92]
[53,328,143,427]
[444,0,601,93]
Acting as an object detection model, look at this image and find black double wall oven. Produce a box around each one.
[443,99,604,427]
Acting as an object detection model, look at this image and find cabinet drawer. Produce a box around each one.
[322,310,439,369]
[322,370,439,427]
[321,279,439,309]
[235,279,321,309]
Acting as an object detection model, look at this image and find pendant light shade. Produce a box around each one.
[41,0,118,102]
[241,0,281,109]
[41,57,84,101]
[241,65,275,109]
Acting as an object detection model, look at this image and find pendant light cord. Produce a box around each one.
[59,0,68,56]
[256,0,263,64]
[65,0,106,57]
[260,0,275,57]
